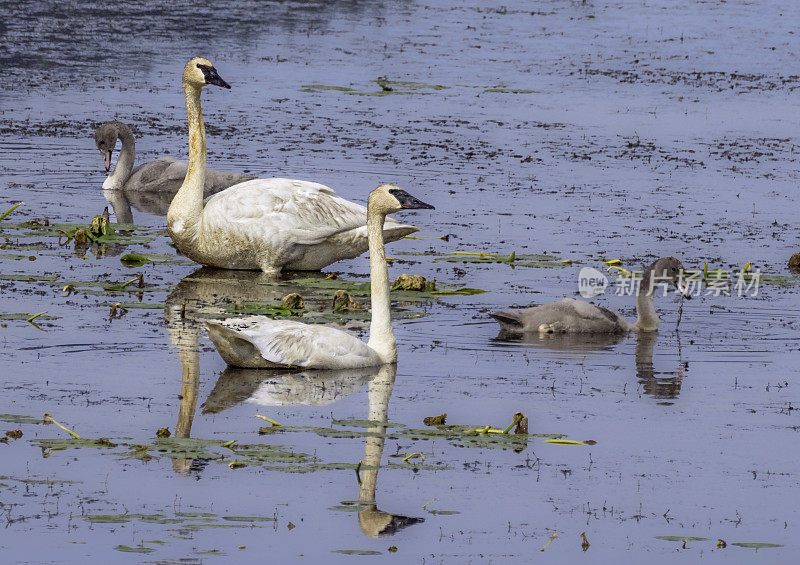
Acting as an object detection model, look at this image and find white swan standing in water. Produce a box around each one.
[491,257,692,334]
[167,57,419,272]
[95,121,254,193]
[207,184,434,369]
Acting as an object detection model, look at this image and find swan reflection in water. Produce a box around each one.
[494,330,625,358]
[635,332,686,402]
[103,187,175,224]
[165,269,424,535]
[165,267,306,475]
[495,330,685,401]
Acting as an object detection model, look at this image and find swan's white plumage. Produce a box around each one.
[208,318,381,369]
[195,178,417,271]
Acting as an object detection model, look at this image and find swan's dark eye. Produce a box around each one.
[671,267,677,273]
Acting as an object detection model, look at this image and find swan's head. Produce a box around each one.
[94,121,125,172]
[649,257,692,299]
[183,57,231,89]
[368,184,434,215]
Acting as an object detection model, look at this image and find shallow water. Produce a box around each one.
[2,0,800,563]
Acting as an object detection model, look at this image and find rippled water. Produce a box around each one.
[2,1,799,563]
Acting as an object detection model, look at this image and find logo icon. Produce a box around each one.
[578,267,608,298]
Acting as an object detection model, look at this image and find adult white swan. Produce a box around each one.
[167,58,418,272]
[491,257,692,334]
[95,120,254,193]
[206,184,434,369]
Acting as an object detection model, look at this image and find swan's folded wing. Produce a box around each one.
[207,317,381,369]
[129,157,184,191]
[202,178,402,248]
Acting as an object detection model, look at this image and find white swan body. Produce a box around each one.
[491,257,692,334]
[167,58,417,273]
[95,121,254,194]
[207,318,382,369]
[207,183,435,369]
[188,177,418,271]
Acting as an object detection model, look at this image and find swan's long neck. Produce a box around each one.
[167,83,206,247]
[635,267,660,331]
[103,124,135,190]
[366,206,396,363]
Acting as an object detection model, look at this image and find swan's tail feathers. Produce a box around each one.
[489,310,525,332]
[207,321,284,369]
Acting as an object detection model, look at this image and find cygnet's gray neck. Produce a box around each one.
[103,123,135,190]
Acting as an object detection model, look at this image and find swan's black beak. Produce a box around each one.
[197,64,231,89]
[389,188,435,210]
[101,149,112,172]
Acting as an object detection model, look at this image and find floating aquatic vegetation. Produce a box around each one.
[114,545,155,554]
[230,303,299,318]
[120,253,193,267]
[425,509,460,515]
[222,516,276,522]
[99,302,163,310]
[2,217,155,246]
[332,418,405,428]
[433,251,564,269]
[0,312,58,322]
[655,535,709,542]
[0,202,24,222]
[730,542,783,549]
[0,253,35,261]
[581,532,590,551]
[0,274,60,282]
[34,438,119,455]
[303,79,446,97]
[332,549,383,555]
[0,414,40,424]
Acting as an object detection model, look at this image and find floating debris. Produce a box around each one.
[513,412,528,435]
[332,290,363,312]
[5,429,22,440]
[281,293,304,309]
[717,539,727,548]
[540,533,558,552]
[581,531,590,551]
[109,303,127,319]
[42,414,82,439]
[254,415,282,427]
[423,413,447,426]
[402,452,425,463]
[155,427,171,438]
[392,274,435,292]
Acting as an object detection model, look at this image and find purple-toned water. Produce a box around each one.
[1,1,799,562]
